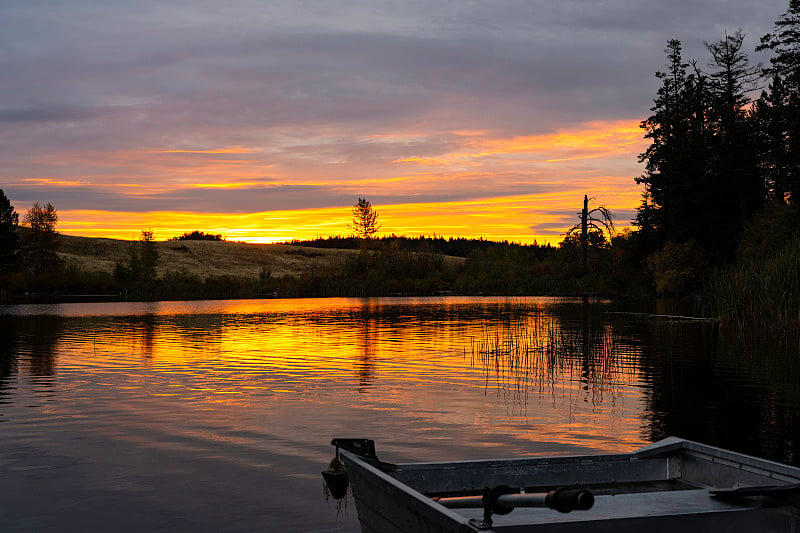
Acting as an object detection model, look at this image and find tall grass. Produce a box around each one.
[713,234,800,333]
[470,306,625,408]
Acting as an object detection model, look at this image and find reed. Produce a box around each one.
[470,307,626,408]
[712,235,800,333]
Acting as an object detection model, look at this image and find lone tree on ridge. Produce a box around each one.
[350,197,381,241]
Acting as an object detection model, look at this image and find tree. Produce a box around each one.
[564,195,614,274]
[752,76,794,202]
[704,30,764,256]
[117,230,159,281]
[636,40,713,248]
[758,0,800,89]
[350,197,381,240]
[757,1,800,204]
[0,189,19,274]
[21,202,61,276]
[636,36,766,260]
[138,230,159,281]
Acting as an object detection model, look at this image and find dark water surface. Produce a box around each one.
[0,297,798,531]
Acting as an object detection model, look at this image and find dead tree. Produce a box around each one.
[565,195,614,275]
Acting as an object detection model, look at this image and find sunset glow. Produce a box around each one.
[12,120,646,244]
[3,1,780,244]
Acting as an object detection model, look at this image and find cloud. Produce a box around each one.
[0,105,102,123]
[0,0,788,242]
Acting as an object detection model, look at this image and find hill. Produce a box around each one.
[57,234,360,279]
[57,234,467,280]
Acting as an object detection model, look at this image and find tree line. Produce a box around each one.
[635,2,800,263]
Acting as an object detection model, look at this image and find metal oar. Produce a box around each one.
[433,485,594,528]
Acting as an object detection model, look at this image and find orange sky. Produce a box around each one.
[3,0,785,246]
[20,119,647,245]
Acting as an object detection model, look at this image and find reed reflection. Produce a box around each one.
[471,301,639,414]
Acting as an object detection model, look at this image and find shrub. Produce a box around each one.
[646,241,710,296]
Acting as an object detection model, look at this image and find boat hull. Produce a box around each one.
[338,438,800,532]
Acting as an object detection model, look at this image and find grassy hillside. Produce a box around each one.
[57,234,467,280]
[58,235,360,279]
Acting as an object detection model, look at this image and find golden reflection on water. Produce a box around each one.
[3,297,800,531]
[3,297,649,460]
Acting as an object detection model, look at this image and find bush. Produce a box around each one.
[171,231,224,241]
[646,241,710,296]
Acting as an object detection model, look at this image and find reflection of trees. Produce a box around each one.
[130,314,157,363]
[0,318,19,414]
[638,323,800,465]
[24,315,62,379]
[0,315,62,404]
[356,301,377,392]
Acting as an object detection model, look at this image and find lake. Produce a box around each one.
[1,296,798,532]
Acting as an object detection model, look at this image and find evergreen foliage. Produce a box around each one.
[115,230,160,282]
[757,0,800,203]
[0,189,19,274]
[637,24,794,263]
[350,197,380,240]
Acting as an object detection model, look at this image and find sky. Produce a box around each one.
[0,0,788,244]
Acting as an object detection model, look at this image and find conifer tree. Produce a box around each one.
[636,40,713,249]
[350,198,380,241]
[0,189,19,274]
[704,30,763,257]
[757,0,800,203]
[753,76,793,202]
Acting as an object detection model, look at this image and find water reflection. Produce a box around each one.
[0,319,17,419]
[471,301,638,418]
[356,311,377,393]
[0,297,799,532]
[636,321,800,465]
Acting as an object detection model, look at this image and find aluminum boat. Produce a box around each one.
[324,437,800,532]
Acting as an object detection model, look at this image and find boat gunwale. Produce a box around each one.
[384,438,800,484]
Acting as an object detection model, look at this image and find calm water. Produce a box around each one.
[1,296,799,532]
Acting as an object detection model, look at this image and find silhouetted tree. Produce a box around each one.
[139,230,159,281]
[171,231,224,241]
[0,189,19,274]
[565,195,614,274]
[757,0,800,203]
[21,202,61,276]
[636,35,767,260]
[115,230,160,282]
[753,76,795,202]
[758,0,800,88]
[704,30,763,257]
[637,40,713,249]
[350,197,381,240]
